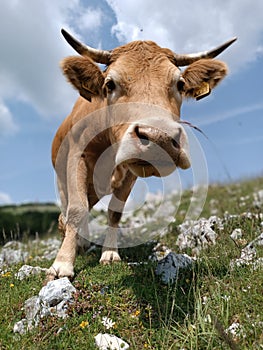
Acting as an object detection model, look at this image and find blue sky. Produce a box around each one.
[0,0,263,204]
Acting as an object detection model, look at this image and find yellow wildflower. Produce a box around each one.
[79,320,89,329]
[2,271,11,278]
[131,310,141,318]
[10,283,15,288]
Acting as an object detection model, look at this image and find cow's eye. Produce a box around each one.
[177,77,185,92]
[105,79,116,93]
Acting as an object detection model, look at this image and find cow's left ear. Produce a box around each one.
[60,56,105,102]
[181,59,228,100]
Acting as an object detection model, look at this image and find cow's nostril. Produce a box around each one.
[172,138,180,149]
[135,126,150,146]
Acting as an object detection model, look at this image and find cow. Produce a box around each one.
[47,29,236,280]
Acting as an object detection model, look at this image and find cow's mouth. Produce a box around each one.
[126,147,190,177]
[128,159,177,177]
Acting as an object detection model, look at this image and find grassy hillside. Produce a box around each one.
[0,177,262,349]
[0,203,60,244]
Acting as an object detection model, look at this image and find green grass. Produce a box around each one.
[0,177,263,349]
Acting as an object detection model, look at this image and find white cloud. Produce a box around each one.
[0,1,105,121]
[77,8,103,31]
[197,102,263,126]
[0,192,12,204]
[0,101,18,136]
[1,0,262,126]
[106,0,263,72]
[2,0,261,129]
[225,134,263,146]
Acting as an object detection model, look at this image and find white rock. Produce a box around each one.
[15,265,48,280]
[230,228,243,240]
[39,277,76,306]
[155,252,193,284]
[13,319,28,334]
[13,277,76,333]
[249,232,263,247]
[24,296,41,322]
[53,300,70,318]
[32,238,61,261]
[95,333,129,350]
[230,233,263,268]
[176,217,219,254]
[2,241,24,250]
[0,241,28,267]
[253,189,263,207]
[225,322,245,339]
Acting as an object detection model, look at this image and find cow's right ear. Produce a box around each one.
[60,56,105,102]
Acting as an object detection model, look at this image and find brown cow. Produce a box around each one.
[47,29,236,279]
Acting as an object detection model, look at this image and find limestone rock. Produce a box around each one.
[39,277,76,307]
[230,228,243,240]
[13,277,76,334]
[15,264,48,280]
[0,241,28,268]
[95,333,129,350]
[230,232,263,269]
[155,252,193,284]
[176,216,221,255]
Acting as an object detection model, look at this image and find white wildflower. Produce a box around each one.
[202,296,208,305]
[221,295,231,301]
[101,316,115,329]
[225,322,245,339]
[204,314,212,323]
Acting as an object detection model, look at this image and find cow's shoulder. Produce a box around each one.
[51,97,103,166]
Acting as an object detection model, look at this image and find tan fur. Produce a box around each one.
[47,39,230,281]
[182,59,228,98]
[61,56,105,101]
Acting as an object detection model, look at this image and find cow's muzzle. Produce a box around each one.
[115,119,190,178]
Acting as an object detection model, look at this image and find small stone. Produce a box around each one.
[155,252,193,284]
[95,333,129,350]
[225,322,245,340]
[230,228,243,240]
[253,189,263,207]
[15,265,48,280]
[13,319,28,334]
[230,233,263,269]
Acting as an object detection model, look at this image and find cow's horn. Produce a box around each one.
[61,29,111,64]
[173,37,237,66]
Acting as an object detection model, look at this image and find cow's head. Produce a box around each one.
[60,29,236,179]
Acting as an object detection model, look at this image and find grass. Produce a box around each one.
[0,177,263,349]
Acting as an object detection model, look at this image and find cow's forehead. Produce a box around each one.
[107,40,180,80]
[110,40,176,65]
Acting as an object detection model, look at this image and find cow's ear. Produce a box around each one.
[181,59,228,100]
[60,56,105,102]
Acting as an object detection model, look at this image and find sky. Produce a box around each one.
[0,0,263,205]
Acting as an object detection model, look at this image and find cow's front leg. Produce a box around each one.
[47,204,90,280]
[100,170,136,264]
[47,156,89,280]
[47,221,78,280]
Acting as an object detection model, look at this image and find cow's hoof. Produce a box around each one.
[46,262,74,280]
[99,250,121,265]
